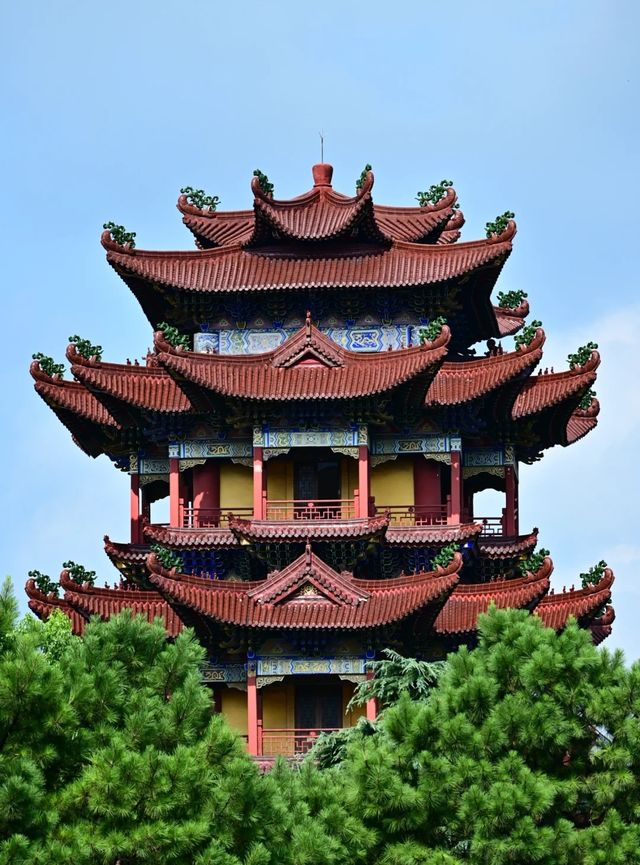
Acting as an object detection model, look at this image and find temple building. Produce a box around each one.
[27,163,614,758]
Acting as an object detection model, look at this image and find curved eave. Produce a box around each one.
[434,557,553,635]
[25,579,86,635]
[494,299,530,336]
[155,326,450,402]
[425,328,544,407]
[229,514,389,543]
[535,570,614,633]
[58,570,184,637]
[477,529,539,559]
[143,523,240,549]
[67,346,193,415]
[103,225,514,296]
[590,605,615,645]
[566,400,600,445]
[146,552,462,630]
[512,352,600,420]
[385,522,482,546]
[103,536,150,578]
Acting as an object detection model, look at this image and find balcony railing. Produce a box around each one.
[376,504,448,526]
[264,499,356,521]
[259,726,340,757]
[475,516,505,536]
[181,506,253,528]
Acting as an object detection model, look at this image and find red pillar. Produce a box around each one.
[130,474,141,544]
[358,446,370,517]
[366,670,377,721]
[247,670,259,756]
[193,461,220,527]
[253,447,264,519]
[141,485,151,525]
[448,451,463,524]
[169,457,181,527]
[504,466,519,536]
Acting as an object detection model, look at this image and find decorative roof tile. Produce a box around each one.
[143,523,240,548]
[155,319,450,401]
[31,361,120,428]
[425,328,544,406]
[58,570,184,637]
[229,513,389,543]
[535,569,614,631]
[147,548,461,630]
[385,522,482,546]
[494,299,530,337]
[512,352,599,419]
[434,557,553,635]
[25,579,87,635]
[478,529,539,559]
[68,346,192,414]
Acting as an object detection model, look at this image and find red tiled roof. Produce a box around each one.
[229,513,389,542]
[566,399,600,445]
[178,167,461,248]
[104,230,513,295]
[68,346,192,414]
[478,529,539,559]
[385,522,482,546]
[494,299,530,337]
[425,328,544,406]
[512,352,599,420]
[104,536,150,566]
[25,579,86,635]
[535,569,614,631]
[58,571,184,637]
[156,319,450,401]
[434,557,553,635]
[590,605,615,645]
[31,361,120,428]
[143,523,240,548]
[147,548,461,630]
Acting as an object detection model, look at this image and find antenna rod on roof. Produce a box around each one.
[319,131,324,164]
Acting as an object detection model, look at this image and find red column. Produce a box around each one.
[130,474,141,544]
[504,466,518,536]
[366,670,377,721]
[358,446,370,517]
[253,447,264,519]
[247,669,259,756]
[169,458,181,527]
[448,451,462,524]
[193,461,220,526]
[141,486,151,525]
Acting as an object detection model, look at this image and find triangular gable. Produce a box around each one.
[271,314,344,368]
[248,544,369,606]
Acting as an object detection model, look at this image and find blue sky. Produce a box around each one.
[2,2,638,654]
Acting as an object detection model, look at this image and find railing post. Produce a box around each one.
[247,663,258,756]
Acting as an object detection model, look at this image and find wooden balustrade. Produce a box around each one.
[259,726,340,757]
[376,504,448,526]
[180,506,252,528]
[264,499,356,521]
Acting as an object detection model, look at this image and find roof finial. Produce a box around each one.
[319,130,324,164]
[305,310,312,340]
[305,541,312,567]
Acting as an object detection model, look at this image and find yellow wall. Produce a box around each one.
[343,681,366,726]
[266,459,293,501]
[341,457,358,498]
[220,687,247,736]
[370,458,414,508]
[220,462,253,512]
[262,683,296,757]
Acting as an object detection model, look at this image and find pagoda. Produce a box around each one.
[27,163,614,758]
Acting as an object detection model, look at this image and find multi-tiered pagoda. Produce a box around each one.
[27,163,614,757]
